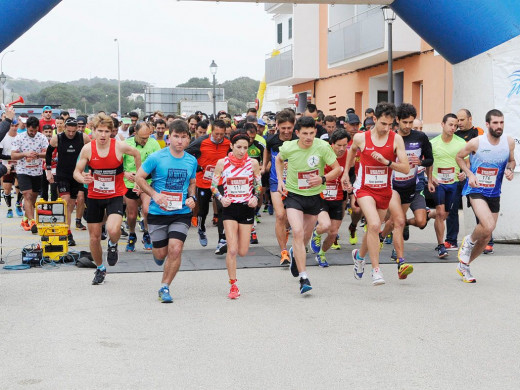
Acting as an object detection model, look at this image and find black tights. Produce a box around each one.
[197,187,225,241]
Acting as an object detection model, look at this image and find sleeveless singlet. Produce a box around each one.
[463,134,510,198]
[56,131,84,180]
[221,155,254,204]
[354,130,396,196]
[87,138,126,199]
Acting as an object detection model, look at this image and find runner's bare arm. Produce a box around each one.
[262,147,270,174]
[135,167,168,207]
[456,138,478,178]
[342,133,363,188]
[83,133,91,144]
[211,159,225,199]
[389,134,410,174]
[325,160,342,182]
[49,134,58,148]
[118,141,141,171]
[252,159,262,197]
[505,136,516,181]
[186,178,197,210]
[275,153,285,187]
[73,144,93,184]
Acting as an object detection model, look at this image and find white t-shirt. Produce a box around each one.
[118,128,130,140]
[0,133,17,160]
[11,132,49,176]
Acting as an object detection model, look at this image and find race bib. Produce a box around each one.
[297,170,319,190]
[476,167,498,188]
[437,167,455,184]
[323,184,338,200]
[203,165,215,181]
[394,166,416,182]
[93,173,116,194]
[226,177,249,198]
[365,166,388,188]
[51,167,56,175]
[25,158,40,169]
[160,191,183,211]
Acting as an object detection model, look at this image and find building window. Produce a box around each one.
[288,18,293,39]
[277,23,283,44]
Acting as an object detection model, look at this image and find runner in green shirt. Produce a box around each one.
[123,122,161,251]
[276,116,340,294]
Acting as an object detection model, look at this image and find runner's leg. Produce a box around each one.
[357,196,387,268]
[467,198,498,263]
[271,192,288,251]
[88,222,103,266]
[223,219,239,280]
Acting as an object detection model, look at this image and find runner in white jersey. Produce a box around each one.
[455,109,515,283]
[211,130,262,299]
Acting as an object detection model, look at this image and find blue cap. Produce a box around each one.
[42,106,52,111]
[257,118,266,126]
[11,119,18,125]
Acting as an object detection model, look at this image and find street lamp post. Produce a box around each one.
[114,39,121,117]
[382,6,396,104]
[0,49,15,105]
[210,60,218,119]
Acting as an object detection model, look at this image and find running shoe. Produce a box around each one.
[384,233,393,245]
[352,249,365,280]
[191,216,198,227]
[289,247,299,277]
[457,262,476,283]
[444,241,458,251]
[215,239,227,255]
[403,225,410,241]
[101,225,107,240]
[76,220,87,230]
[120,225,129,237]
[299,277,312,294]
[228,283,240,299]
[372,267,385,286]
[390,249,397,261]
[263,204,268,213]
[315,253,329,267]
[436,244,449,259]
[349,223,358,245]
[158,286,173,303]
[92,268,106,285]
[458,235,474,264]
[250,229,258,244]
[106,241,119,266]
[21,219,30,231]
[198,229,208,247]
[67,233,76,247]
[360,217,366,228]
[280,250,290,266]
[142,232,153,250]
[212,216,218,226]
[30,220,38,234]
[15,202,23,217]
[310,229,321,254]
[397,260,414,280]
[6,209,13,218]
[126,233,137,252]
[138,220,145,232]
[268,203,274,215]
[379,233,384,251]
[331,236,341,250]
[483,244,494,255]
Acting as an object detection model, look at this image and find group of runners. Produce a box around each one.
[0,100,515,302]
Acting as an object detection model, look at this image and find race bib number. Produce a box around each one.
[394,166,416,182]
[93,173,116,194]
[160,191,183,211]
[297,170,319,190]
[226,177,249,198]
[476,167,498,188]
[203,165,215,181]
[25,158,40,169]
[437,167,455,184]
[323,184,338,200]
[365,166,388,188]
[51,167,57,175]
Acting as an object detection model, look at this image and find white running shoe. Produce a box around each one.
[371,267,385,286]
[457,262,476,283]
[352,249,365,280]
[458,235,475,264]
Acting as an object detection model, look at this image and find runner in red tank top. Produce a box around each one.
[341,103,410,286]
[74,114,141,285]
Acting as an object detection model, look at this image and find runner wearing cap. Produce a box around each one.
[11,116,49,233]
[73,113,141,285]
[39,106,56,132]
[46,117,91,246]
[17,113,28,133]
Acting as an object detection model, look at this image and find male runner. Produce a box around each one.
[185,119,230,254]
[263,110,297,265]
[341,102,410,286]
[123,122,161,251]
[455,109,515,282]
[428,114,467,258]
[276,116,341,294]
[0,118,20,218]
[152,119,168,148]
[11,116,49,233]
[46,118,91,246]
[380,103,433,273]
[311,129,349,267]
[39,106,56,132]
[74,113,141,285]
[135,119,197,303]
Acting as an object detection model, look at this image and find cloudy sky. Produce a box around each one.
[2,0,276,86]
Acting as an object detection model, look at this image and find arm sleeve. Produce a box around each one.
[420,134,434,167]
[46,145,56,168]
[185,137,203,159]
[0,163,7,178]
[0,148,11,160]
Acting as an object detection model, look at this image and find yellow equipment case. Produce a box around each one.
[35,198,69,261]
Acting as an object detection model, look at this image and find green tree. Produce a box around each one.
[177,77,212,88]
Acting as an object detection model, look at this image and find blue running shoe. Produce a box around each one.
[391,249,397,261]
[6,209,13,218]
[384,233,393,245]
[126,233,137,252]
[198,229,208,247]
[436,244,448,259]
[352,249,365,280]
[310,229,321,254]
[315,253,329,267]
[158,286,173,303]
[142,232,153,250]
[15,203,23,217]
[289,246,299,277]
[299,278,312,294]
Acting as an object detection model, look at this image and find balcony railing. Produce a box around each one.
[265,45,293,84]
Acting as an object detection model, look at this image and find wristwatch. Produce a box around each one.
[321,175,326,184]
[187,195,197,202]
